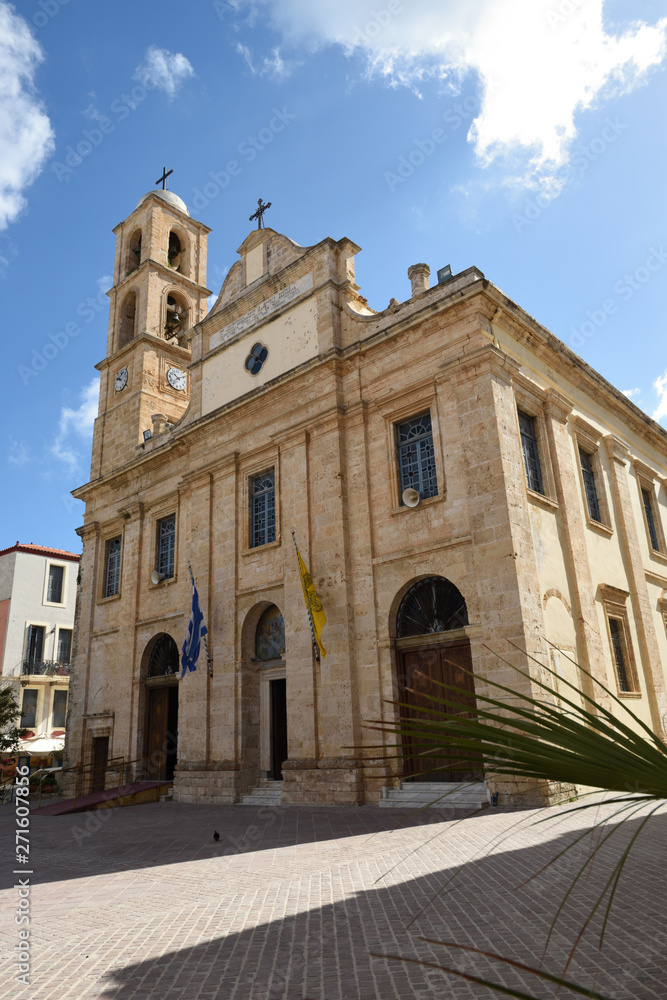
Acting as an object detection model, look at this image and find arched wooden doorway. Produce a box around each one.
[395,577,479,782]
[143,634,179,780]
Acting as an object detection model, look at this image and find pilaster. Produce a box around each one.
[604,436,667,737]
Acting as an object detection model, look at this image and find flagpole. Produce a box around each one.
[188,562,213,677]
[291,530,321,662]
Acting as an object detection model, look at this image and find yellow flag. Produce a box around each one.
[295,543,327,658]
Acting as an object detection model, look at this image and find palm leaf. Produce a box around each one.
[362,642,667,996]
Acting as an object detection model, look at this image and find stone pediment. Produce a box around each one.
[209,228,313,315]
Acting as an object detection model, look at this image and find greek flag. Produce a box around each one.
[181,577,208,678]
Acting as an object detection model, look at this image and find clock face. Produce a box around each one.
[167,367,187,391]
[114,368,128,392]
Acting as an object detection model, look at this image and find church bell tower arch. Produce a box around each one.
[89,178,212,479]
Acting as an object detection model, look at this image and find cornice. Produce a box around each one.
[96,332,192,371]
[440,343,522,385]
[111,256,212,298]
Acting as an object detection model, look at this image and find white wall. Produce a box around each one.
[1,551,78,678]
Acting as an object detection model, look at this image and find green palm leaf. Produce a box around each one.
[363,641,667,998]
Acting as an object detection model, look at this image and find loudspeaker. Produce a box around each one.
[402,487,421,507]
[150,570,166,585]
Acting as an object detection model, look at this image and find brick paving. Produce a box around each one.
[0,800,666,999]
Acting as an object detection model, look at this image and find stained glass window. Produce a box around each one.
[245,343,268,376]
[397,413,438,502]
[251,470,276,547]
[518,410,544,494]
[256,605,285,661]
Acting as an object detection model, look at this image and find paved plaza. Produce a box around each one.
[1,799,666,999]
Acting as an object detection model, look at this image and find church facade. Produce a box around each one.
[64,186,667,805]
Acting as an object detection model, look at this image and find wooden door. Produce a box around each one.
[91,736,109,793]
[398,640,479,782]
[270,679,288,780]
[145,686,179,780]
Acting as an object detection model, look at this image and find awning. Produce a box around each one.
[21,734,65,755]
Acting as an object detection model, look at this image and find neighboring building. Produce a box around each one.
[0,543,79,750]
[65,185,667,806]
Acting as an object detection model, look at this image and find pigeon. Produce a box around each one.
[213,831,220,841]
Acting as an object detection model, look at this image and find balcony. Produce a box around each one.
[22,661,71,677]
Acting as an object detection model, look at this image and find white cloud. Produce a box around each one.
[236,1,667,185]
[236,42,293,79]
[8,437,28,466]
[134,46,195,98]
[622,387,641,399]
[52,378,100,471]
[652,372,667,424]
[0,2,54,230]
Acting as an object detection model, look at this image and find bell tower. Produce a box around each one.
[90,182,211,479]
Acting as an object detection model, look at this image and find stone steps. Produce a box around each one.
[379,781,489,809]
[239,780,283,806]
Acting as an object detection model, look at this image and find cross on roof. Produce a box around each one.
[156,167,173,190]
[249,198,272,229]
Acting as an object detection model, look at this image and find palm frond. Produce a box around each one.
[362,642,667,994]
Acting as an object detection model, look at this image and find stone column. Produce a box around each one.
[604,436,667,737]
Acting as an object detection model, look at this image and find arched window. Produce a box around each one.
[164,291,189,345]
[118,290,136,348]
[396,576,468,638]
[168,231,184,273]
[126,228,142,275]
[255,605,285,661]
[147,634,180,677]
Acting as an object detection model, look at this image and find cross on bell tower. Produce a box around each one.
[156,166,173,190]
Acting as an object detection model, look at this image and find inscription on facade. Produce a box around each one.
[210,273,314,352]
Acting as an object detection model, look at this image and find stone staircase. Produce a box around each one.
[379,780,489,809]
[239,779,283,806]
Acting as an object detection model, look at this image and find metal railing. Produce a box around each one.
[65,755,171,812]
[22,660,71,676]
[1,754,172,811]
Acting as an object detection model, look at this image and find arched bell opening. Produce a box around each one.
[164,290,190,347]
[141,633,179,781]
[118,290,137,349]
[168,229,189,275]
[126,228,142,275]
[393,576,480,783]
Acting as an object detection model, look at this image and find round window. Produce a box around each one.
[245,343,268,375]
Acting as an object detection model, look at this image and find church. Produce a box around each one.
[64,180,667,806]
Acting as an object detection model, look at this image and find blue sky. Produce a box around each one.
[1,0,666,553]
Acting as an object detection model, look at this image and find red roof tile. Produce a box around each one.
[0,543,80,562]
